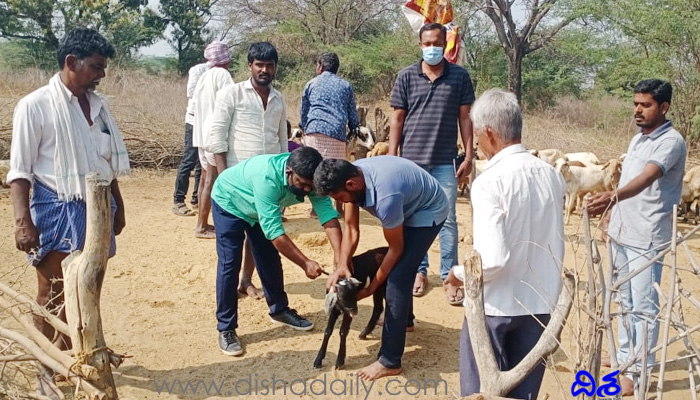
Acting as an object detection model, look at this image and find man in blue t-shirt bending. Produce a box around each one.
[314,155,448,380]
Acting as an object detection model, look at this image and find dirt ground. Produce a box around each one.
[2,169,700,400]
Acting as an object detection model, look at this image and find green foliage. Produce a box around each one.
[0,40,55,70]
[159,0,213,75]
[231,20,418,97]
[0,0,164,69]
[133,55,180,75]
[331,32,418,96]
[589,0,700,140]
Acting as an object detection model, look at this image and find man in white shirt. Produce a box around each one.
[445,88,565,399]
[205,42,287,300]
[191,41,232,239]
[8,28,130,392]
[171,60,209,216]
[206,41,287,169]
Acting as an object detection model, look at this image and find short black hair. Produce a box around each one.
[248,42,278,64]
[635,79,673,105]
[419,23,447,43]
[288,147,323,179]
[313,159,360,196]
[317,52,340,74]
[57,28,115,69]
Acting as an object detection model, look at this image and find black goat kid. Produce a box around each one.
[313,247,388,370]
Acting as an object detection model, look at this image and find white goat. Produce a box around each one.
[564,152,601,167]
[538,148,565,166]
[681,165,700,224]
[555,158,622,224]
[0,160,10,188]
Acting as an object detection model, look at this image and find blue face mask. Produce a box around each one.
[422,46,444,66]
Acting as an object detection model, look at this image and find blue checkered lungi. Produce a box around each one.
[29,179,117,266]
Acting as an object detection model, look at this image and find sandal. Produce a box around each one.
[172,202,195,216]
[195,229,216,239]
[444,283,464,306]
[413,273,428,297]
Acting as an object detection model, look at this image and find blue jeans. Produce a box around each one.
[212,200,289,332]
[173,123,201,204]
[417,164,458,280]
[611,240,664,373]
[379,222,444,369]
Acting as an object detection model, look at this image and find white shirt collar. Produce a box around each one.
[55,74,103,123]
[484,143,527,171]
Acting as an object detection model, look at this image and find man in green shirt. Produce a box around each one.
[211,147,342,356]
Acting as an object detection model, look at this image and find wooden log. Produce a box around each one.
[62,174,118,400]
[0,280,70,336]
[0,327,105,400]
[0,296,75,370]
[462,250,575,397]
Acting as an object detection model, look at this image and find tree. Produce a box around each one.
[590,0,700,139]
[159,0,219,75]
[0,0,164,67]
[461,0,580,103]
[227,0,402,45]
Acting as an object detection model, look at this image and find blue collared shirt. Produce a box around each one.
[300,72,360,141]
[608,121,686,249]
[354,156,448,228]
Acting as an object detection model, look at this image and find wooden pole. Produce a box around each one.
[583,209,602,395]
[61,174,118,400]
[604,241,619,370]
[657,205,679,399]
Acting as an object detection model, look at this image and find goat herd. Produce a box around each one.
[460,145,700,226]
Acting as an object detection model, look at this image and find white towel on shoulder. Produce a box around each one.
[48,74,130,201]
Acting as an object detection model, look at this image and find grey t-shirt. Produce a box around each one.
[608,121,686,249]
[390,61,475,166]
[354,156,449,228]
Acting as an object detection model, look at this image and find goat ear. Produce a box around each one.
[349,277,362,286]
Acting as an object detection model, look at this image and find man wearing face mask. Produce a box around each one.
[209,147,342,356]
[388,23,475,304]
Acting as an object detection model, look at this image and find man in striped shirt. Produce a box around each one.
[388,22,475,304]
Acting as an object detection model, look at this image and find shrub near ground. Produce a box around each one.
[1,68,698,167]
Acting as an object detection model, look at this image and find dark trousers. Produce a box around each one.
[378,222,443,369]
[212,199,289,332]
[460,314,551,399]
[173,123,201,204]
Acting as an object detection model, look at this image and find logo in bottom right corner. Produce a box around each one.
[571,369,621,398]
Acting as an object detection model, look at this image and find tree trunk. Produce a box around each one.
[463,249,575,397]
[62,174,118,400]
[507,50,523,105]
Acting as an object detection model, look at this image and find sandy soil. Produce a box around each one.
[2,169,700,400]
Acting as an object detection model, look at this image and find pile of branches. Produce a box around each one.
[0,337,37,400]
[0,121,184,169]
[118,121,183,170]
